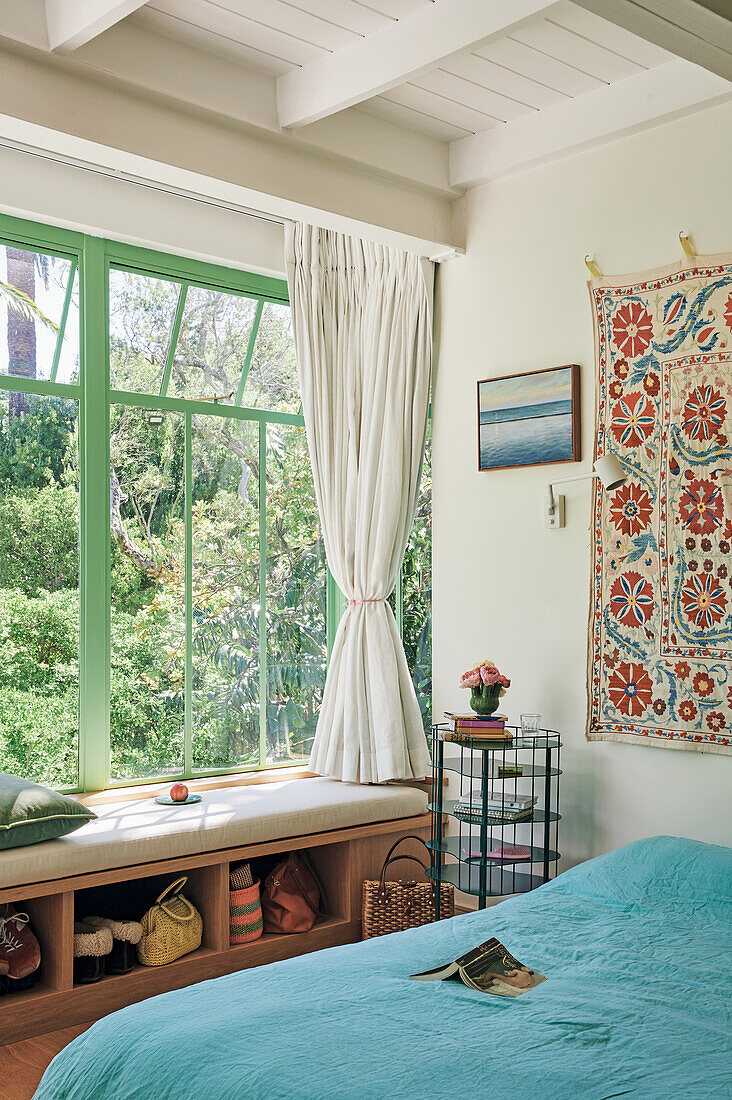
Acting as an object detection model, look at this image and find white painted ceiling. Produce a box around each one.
[135,1,438,77]
[131,0,674,142]
[0,0,729,197]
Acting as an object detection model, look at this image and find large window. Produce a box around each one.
[0,216,430,791]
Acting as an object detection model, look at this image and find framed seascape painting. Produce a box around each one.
[477,364,581,472]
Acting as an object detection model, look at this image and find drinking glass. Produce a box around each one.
[520,713,541,736]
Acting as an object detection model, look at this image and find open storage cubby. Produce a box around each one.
[0,813,430,1046]
[1,892,74,1004]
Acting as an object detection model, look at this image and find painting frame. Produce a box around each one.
[477,364,581,472]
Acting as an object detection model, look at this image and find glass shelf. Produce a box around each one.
[430,720,561,908]
[441,757,561,778]
[427,837,559,866]
[429,801,561,826]
[435,732,561,752]
[427,863,550,897]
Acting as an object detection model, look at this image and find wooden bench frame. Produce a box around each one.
[0,813,431,1046]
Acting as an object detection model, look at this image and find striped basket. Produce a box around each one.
[229,862,263,944]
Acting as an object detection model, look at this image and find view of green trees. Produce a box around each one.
[0,243,431,791]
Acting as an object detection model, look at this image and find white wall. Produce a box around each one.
[433,100,732,875]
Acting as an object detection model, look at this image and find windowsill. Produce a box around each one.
[76,766,317,808]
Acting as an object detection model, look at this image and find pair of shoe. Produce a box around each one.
[73,917,142,984]
[0,903,42,993]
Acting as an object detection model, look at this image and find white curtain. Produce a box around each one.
[285,223,433,784]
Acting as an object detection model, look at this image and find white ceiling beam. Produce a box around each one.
[277,0,562,129]
[449,58,731,187]
[46,0,149,52]
[0,42,463,260]
[571,0,732,81]
[0,0,49,49]
[74,21,279,132]
[69,22,455,197]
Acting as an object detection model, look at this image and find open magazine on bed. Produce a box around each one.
[410,937,546,997]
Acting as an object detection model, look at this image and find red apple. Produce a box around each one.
[170,782,189,802]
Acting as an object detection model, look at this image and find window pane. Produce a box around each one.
[0,391,79,786]
[241,302,299,413]
[402,428,431,733]
[266,424,326,764]
[109,268,180,394]
[191,416,260,771]
[110,406,185,780]
[0,245,79,384]
[170,286,257,401]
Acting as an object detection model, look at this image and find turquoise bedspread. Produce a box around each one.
[35,836,731,1100]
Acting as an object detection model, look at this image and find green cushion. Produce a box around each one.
[0,772,96,850]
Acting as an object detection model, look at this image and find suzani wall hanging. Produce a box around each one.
[588,253,732,755]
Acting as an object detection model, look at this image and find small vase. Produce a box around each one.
[470,684,502,716]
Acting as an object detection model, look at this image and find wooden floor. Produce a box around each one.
[0,1025,88,1100]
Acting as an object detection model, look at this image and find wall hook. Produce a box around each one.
[585,254,603,278]
[679,231,696,259]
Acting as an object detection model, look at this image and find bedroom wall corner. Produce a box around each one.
[432,99,732,875]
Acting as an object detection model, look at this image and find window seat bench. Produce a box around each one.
[0,777,430,1045]
[0,776,428,889]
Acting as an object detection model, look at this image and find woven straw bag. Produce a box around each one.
[137,876,203,966]
[362,836,454,939]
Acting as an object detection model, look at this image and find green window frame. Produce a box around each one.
[0,212,429,793]
[0,214,340,792]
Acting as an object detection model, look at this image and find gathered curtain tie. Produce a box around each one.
[347,597,386,609]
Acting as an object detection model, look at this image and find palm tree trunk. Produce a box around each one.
[6,248,36,417]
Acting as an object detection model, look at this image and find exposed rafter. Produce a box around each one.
[46,0,148,52]
[71,22,455,199]
[0,0,48,49]
[449,58,732,187]
[277,0,562,129]
[572,0,732,81]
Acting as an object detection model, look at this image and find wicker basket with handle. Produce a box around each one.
[137,876,203,967]
[362,836,454,939]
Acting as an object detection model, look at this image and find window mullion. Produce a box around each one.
[235,299,264,406]
[258,421,268,768]
[326,569,345,660]
[79,238,110,792]
[0,376,80,399]
[184,413,193,777]
[50,257,77,383]
[159,282,188,398]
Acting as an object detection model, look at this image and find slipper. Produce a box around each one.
[73,921,113,984]
[84,916,143,975]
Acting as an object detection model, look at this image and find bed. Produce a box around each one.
[35,835,731,1100]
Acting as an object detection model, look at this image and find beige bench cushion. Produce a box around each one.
[0,777,428,889]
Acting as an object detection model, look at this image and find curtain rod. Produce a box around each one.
[0,136,286,229]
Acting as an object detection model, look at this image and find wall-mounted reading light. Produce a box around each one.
[545,454,626,529]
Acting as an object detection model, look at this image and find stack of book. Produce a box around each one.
[495,763,523,778]
[443,713,512,746]
[453,789,536,825]
[461,842,532,861]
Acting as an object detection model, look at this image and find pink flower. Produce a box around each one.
[459,669,481,689]
[498,675,511,688]
[479,664,500,685]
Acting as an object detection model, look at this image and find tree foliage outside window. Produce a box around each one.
[0,222,431,790]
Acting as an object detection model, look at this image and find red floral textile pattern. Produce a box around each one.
[678,478,724,535]
[588,254,732,756]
